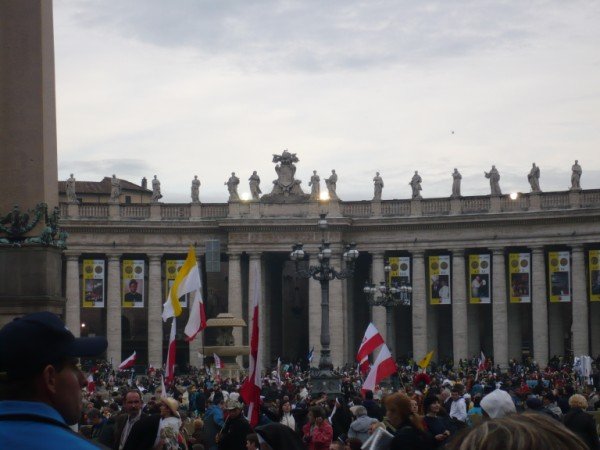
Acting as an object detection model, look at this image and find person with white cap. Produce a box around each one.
[480,389,516,419]
[216,398,251,450]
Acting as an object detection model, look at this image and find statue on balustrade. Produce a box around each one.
[325,170,338,200]
[151,175,163,202]
[225,172,240,201]
[410,171,422,199]
[373,172,384,201]
[191,175,200,203]
[451,168,462,198]
[262,149,308,201]
[249,171,262,200]
[571,160,582,191]
[66,174,78,203]
[484,165,502,196]
[309,170,320,200]
[110,175,121,203]
[528,163,541,193]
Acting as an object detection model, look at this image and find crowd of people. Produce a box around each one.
[1,312,600,449]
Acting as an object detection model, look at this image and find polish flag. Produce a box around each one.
[240,266,262,427]
[213,353,222,369]
[361,344,397,395]
[118,351,137,370]
[356,323,384,362]
[478,351,486,371]
[86,373,96,393]
[359,355,370,374]
[165,318,177,382]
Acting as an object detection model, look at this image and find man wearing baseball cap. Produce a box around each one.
[0,311,108,449]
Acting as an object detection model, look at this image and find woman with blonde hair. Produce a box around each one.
[384,393,433,449]
[563,394,600,450]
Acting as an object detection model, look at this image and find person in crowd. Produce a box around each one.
[449,385,467,429]
[0,311,108,449]
[385,392,434,450]
[422,395,451,447]
[156,397,183,450]
[480,389,516,419]
[302,406,333,450]
[216,399,251,450]
[347,405,377,443]
[279,399,296,431]
[245,432,259,450]
[562,394,600,450]
[255,422,305,450]
[466,394,483,427]
[203,398,225,450]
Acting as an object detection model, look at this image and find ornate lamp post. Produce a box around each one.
[290,214,359,396]
[363,261,412,354]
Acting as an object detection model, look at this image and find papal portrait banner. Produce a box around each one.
[122,259,145,308]
[548,251,571,303]
[388,256,411,305]
[165,259,188,307]
[509,252,531,303]
[428,255,451,305]
[469,254,491,304]
[82,259,105,308]
[590,250,600,302]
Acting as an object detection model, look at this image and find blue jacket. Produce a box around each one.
[0,400,104,449]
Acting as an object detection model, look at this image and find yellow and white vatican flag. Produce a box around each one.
[162,246,201,321]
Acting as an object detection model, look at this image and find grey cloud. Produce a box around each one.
[61,159,153,177]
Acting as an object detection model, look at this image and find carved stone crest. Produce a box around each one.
[261,149,310,203]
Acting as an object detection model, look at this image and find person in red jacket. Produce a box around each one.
[302,406,333,450]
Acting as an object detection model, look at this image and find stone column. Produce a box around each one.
[531,247,549,367]
[228,253,243,366]
[412,251,427,361]
[106,254,122,366]
[249,253,267,368]
[571,246,589,356]
[65,254,80,337]
[491,248,508,368]
[188,248,204,366]
[329,254,344,368]
[148,254,163,368]
[371,253,388,343]
[451,249,468,363]
[308,253,322,365]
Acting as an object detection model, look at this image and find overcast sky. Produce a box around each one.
[54,1,600,203]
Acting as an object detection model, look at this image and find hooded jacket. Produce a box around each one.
[348,414,378,443]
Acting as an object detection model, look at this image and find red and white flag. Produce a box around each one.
[356,323,384,363]
[184,257,207,341]
[240,266,261,428]
[213,353,222,369]
[86,373,96,393]
[478,351,486,371]
[359,355,370,374]
[361,344,397,395]
[118,351,137,370]
[165,318,177,383]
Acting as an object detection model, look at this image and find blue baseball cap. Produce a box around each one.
[0,311,107,381]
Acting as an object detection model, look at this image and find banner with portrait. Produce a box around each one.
[388,256,411,305]
[548,251,571,303]
[428,255,451,305]
[469,254,491,304]
[590,250,600,302]
[122,259,145,308]
[165,259,188,307]
[82,259,105,308]
[509,252,531,303]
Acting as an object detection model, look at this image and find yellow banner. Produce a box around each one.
[166,259,188,307]
[82,259,105,308]
[590,250,600,302]
[428,255,451,305]
[469,254,491,304]
[548,251,571,303]
[122,259,145,308]
[509,253,531,303]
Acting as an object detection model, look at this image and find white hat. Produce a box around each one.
[480,389,516,419]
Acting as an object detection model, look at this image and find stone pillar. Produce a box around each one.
[67,203,79,219]
[65,254,80,337]
[371,253,388,343]
[188,248,204,366]
[571,246,589,356]
[106,254,122,366]
[150,204,161,220]
[450,198,461,215]
[412,251,427,361]
[529,193,541,211]
[410,199,422,216]
[249,254,267,368]
[371,200,382,217]
[531,247,549,367]
[148,254,163,368]
[569,191,581,209]
[109,203,120,220]
[451,249,468,363]
[491,248,508,368]
[490,196,501,213]
[190,203,202,220]
[329,255,344,368]
[308,253,322,365]
[229,253,243,365]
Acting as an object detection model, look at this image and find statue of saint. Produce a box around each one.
[373,172,384,200]
[325,169,338,199]
[571,160,582,190]
[66,173,78,203]
[110,175,121,203]
[309,170,320,200]
[225,172,240,201]
[527,163,541,193]
[484,165,502,196]
[249,171,262,200]
[410,171,422,199]
[151,175,162,202]
[191,175,200,203]
[451,169,462,198]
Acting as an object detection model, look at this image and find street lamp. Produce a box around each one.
[363,261,412,354]
[290,213,359,396]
